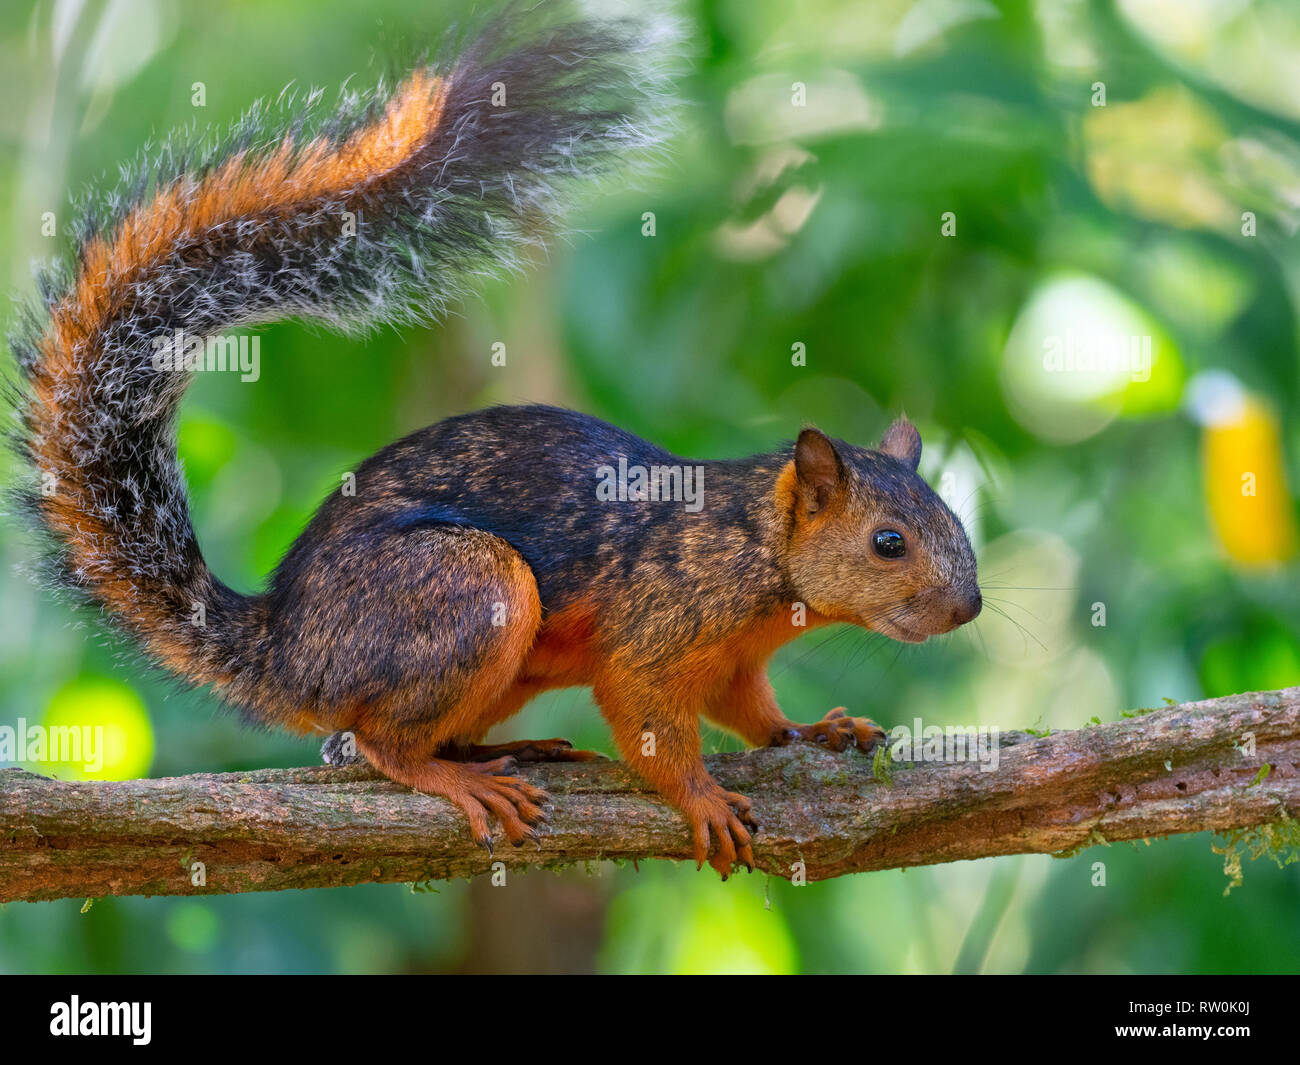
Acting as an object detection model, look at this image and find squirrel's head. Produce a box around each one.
[779,417,980,643]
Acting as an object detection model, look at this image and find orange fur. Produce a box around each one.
[27,72,446,652]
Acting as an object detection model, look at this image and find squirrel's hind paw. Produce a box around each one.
[360,748,550,853]
[684,787,758,879]
[455,761,550,850]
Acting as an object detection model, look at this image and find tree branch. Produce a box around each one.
[2,687,1298,902]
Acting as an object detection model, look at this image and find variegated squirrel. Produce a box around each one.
[11,2,981,876]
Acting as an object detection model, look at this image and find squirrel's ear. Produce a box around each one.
[794,427,847,515]
[879,416,922,470]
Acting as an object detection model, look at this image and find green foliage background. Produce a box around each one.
[1,0,1298,973]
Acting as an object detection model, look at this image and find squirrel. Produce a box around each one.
[10,3,981,877]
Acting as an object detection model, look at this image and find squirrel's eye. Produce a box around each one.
[872,529,906,559]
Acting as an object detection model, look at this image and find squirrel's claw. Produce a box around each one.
[684,787,757,878]
[784,708,886,754]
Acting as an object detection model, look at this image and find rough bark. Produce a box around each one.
[2,687,1298,902]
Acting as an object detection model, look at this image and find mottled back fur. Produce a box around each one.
[8,2,678,721]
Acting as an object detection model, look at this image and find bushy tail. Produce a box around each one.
[8,2,677,701]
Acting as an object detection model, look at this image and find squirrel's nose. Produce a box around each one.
[951,590,982,627]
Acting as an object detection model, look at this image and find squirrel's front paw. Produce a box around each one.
[682,787,758,879]
[778,707,886,753]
